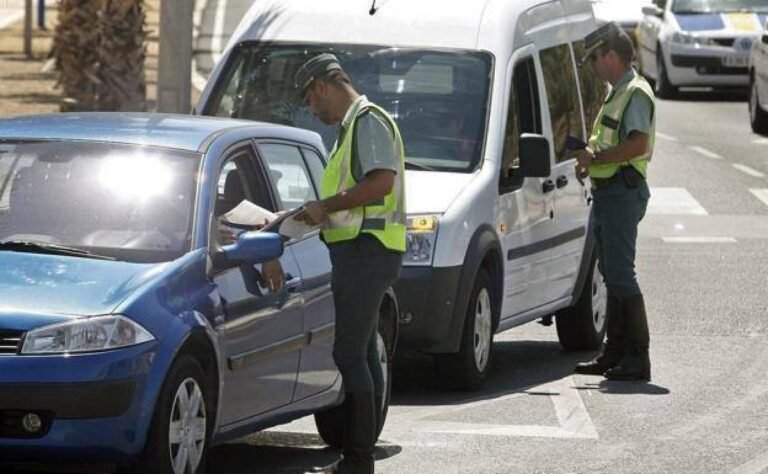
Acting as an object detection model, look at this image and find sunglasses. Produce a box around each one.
[588,50,607,63]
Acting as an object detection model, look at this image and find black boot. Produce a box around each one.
[574,292,625,375]
[605,294,651,381]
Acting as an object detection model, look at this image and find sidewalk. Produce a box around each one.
[0,0,180,118]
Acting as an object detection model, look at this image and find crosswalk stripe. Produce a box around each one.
[689,146,723,160]
[648,188,708,215]
[749,189,768,207]
[732,164,766,178]
[657,132,679,142]
[752,138,768,145]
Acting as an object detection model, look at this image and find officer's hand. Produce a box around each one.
[294,201,327,226]
[576,148,594,168]
[260,259,285,294]
[217,221,237,245]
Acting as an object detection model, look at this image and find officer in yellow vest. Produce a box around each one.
[573,23,655,382]
[293,53,406,473]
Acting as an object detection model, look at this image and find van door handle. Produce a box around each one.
[284,273,302,292]
[556,176,568,188]
[542,180,555,193]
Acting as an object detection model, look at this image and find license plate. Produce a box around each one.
[722,56,749,67]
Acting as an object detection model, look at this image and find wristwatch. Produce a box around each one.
[591,151,601,163]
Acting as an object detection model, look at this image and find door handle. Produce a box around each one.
[284,273,302,292]
[542,180,555,194]
[556,176,568,189]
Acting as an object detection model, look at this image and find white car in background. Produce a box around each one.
[749,18,768,133]
[637,0,768,98]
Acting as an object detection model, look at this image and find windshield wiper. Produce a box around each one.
[404,160,436,171]
[0,240,115,260]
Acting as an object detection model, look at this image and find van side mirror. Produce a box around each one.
[221,231,284,263]
[642,5,663,17]
[518,133,551,178]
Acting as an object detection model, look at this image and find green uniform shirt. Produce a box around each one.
[613,69,655,149]
[339,95,400,182]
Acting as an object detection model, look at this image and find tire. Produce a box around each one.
[134,355,212,474]
[749,77,768,135]
[555,255,608,350]
[434,269,494,391]
[655,50,677,99]
[314,321,393,449]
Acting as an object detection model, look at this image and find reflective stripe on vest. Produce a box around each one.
[320,100,406,252]
[588,74,656,179]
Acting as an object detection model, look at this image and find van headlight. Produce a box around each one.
[404,215,439,266]
[21,315,155,355]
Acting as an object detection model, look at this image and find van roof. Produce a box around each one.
[227,0,594,52]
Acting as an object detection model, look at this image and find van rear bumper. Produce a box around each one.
[393,265,462,352]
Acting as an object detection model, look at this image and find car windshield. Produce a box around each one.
[672,0,768,13]
[0,141,200,263]
[205,42,493,172]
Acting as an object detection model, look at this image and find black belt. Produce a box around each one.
[591,166,645,190]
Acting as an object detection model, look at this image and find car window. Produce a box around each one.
[300,147,326,194]
[500,56,543,192]
[0,141,199,263]
[572,40,608,137]
[540,44,584,163]
[258,143,317,210]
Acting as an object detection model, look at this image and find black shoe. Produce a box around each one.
[574,350,623,375]
[604,349,651,381]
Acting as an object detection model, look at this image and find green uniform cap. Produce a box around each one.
[580,22,625,66]
[294,53,343,96]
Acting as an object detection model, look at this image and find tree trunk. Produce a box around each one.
[54,0,147,112]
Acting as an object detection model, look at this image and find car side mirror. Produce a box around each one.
[221,231,284,263]
[642,5,663,17]
[518,133,551,178]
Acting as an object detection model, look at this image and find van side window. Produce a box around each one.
[540,44,584,163]
[500,57,542,192]
[572,41,609,136]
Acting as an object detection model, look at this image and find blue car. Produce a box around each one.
[0,113,398,473]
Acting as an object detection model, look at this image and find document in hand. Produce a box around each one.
[261,207,321,240]
[222,200,320,240]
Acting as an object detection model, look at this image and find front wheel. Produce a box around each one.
[434,269,494,391]
[749,78,768,135]
[655,51,678,99]
[556,255,607,350]
[315,322,393,448]
[134,355,212,474]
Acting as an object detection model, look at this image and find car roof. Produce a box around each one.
[0,112,324,153]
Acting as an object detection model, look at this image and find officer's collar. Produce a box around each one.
[606,69,637,102]
[341,95,369,130]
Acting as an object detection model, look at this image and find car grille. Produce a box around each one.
[0,331,23,355]
[710,38,735,47]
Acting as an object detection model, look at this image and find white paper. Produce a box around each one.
[223,200,277,227]
[278,215,321,240]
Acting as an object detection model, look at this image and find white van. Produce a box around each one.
[197,0,608,390]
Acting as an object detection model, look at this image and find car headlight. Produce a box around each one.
[21,315,155,355]
[672,32,703,45]
[404,215,439,266]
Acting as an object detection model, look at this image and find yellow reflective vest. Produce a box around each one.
[588,73,656,179]
[320,99,406,252]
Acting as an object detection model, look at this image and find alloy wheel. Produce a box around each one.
[591,264,608,334]
[473,288,492,372]
[168,378,207,474]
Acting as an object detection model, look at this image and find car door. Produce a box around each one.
[254,141,336,401]
[539,42,593,303]
[210,145,305,424]
[497,49,556,321]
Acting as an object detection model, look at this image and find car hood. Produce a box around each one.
[592,0,650,25]
[0,252,164,329]
[673,11,767,36]
[404,169,477,215]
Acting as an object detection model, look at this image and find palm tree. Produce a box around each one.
[55,0,147,112]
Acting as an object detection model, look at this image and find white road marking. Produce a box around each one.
[0,11,23,30]
[656,132,679,142]
[751,138,768,145]
[749,189,768,208]
[689,146,723,160]
[211,0,228,64]
[731,451,768,474]
[265,377,598,440]
[648,188,708,215]
[662,236,737,244]
[732,164,766,178]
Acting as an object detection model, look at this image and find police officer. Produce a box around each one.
[293,53,406,473]
[573,23,655,382]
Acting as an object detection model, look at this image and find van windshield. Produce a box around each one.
[204,43,493,173]
[672,0,768,13]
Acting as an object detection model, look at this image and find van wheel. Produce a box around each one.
[314,323,393,448]
[556,255,607,350]
[749,77,768,135]
[434,269,493,391]
[655,51,677,99]
[134,355,212,474]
